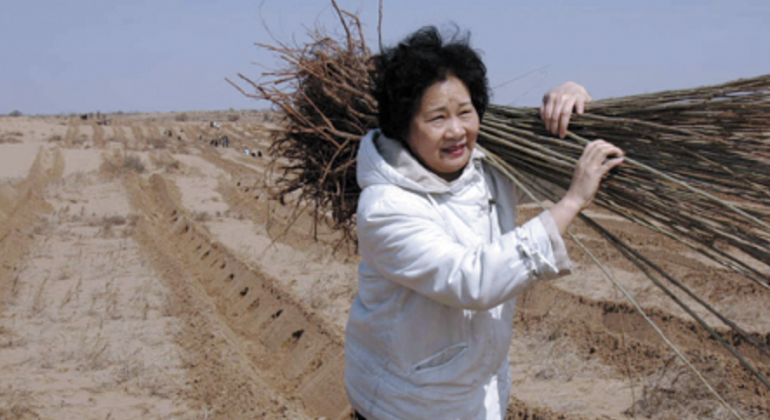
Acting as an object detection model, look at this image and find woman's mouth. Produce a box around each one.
[441,143,466,157]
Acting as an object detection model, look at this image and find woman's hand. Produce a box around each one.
[565,140,624,208]
[550,140,624,235]
[541,81,592,138]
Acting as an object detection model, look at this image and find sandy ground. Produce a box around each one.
[0,112,767,420]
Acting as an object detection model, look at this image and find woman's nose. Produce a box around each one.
[446,117,465,138]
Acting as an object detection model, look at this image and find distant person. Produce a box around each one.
[245,147,250,156]
[345,26,623,420]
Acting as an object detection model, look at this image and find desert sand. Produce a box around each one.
[0,112,767,420]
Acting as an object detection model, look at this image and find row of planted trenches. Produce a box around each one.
[144,174,352,420]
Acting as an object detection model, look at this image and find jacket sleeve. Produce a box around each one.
[358,188,573,311]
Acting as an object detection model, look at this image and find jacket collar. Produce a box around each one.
[357,129,485,194]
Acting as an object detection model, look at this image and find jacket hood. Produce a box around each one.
[356,129,486,194]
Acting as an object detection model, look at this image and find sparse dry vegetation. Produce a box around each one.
[32,216,55,236]
[627,359,736,420]
[126,213,140,227]
[192,211,210,222]
[28,277,49,317]
[103,215,126,226]
[59,283,78,310]
[76,335,111,372]
[148,137,168,149]
[0,131,23,144]
[0,326,25,349]
[0,387,39,420]
[71,134,88,145]
[122,154,145,173]
[149,151,181,173]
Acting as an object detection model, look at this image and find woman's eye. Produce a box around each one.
[430,115,445,122]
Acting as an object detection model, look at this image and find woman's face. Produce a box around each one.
[405,75,479,181]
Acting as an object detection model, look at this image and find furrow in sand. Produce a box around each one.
[0,147,64,302]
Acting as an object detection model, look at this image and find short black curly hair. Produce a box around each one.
[370,25,489,141]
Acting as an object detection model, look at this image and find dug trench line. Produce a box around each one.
[129,122,146,145]
[63,119,80,146]
[91,121,106,148]
[112,124,130,143]
[0,147,64,303]
[126,172,350,420]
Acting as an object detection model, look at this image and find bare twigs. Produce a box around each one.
[480,102,770,292]
[227,4,377,234]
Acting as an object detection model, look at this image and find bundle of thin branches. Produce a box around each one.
[231,2,770,411]
[587,75,770,157]
[480,109,770,396]
[483,105,770,283]
[481,104,770,394]
[227,0,376,237]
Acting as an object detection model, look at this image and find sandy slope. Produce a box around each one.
[0,113,767,420]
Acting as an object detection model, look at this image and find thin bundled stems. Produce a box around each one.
[587,76,770,158]
[227,1,377,238]
[232,1,770,410]
[480,103,770,393]
[482,104,770,288]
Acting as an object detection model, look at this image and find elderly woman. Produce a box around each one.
[345,26,624,420]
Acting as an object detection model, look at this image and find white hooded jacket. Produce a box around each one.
[345,130,573,420]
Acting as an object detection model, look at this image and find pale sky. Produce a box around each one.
[2,0,768,115]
